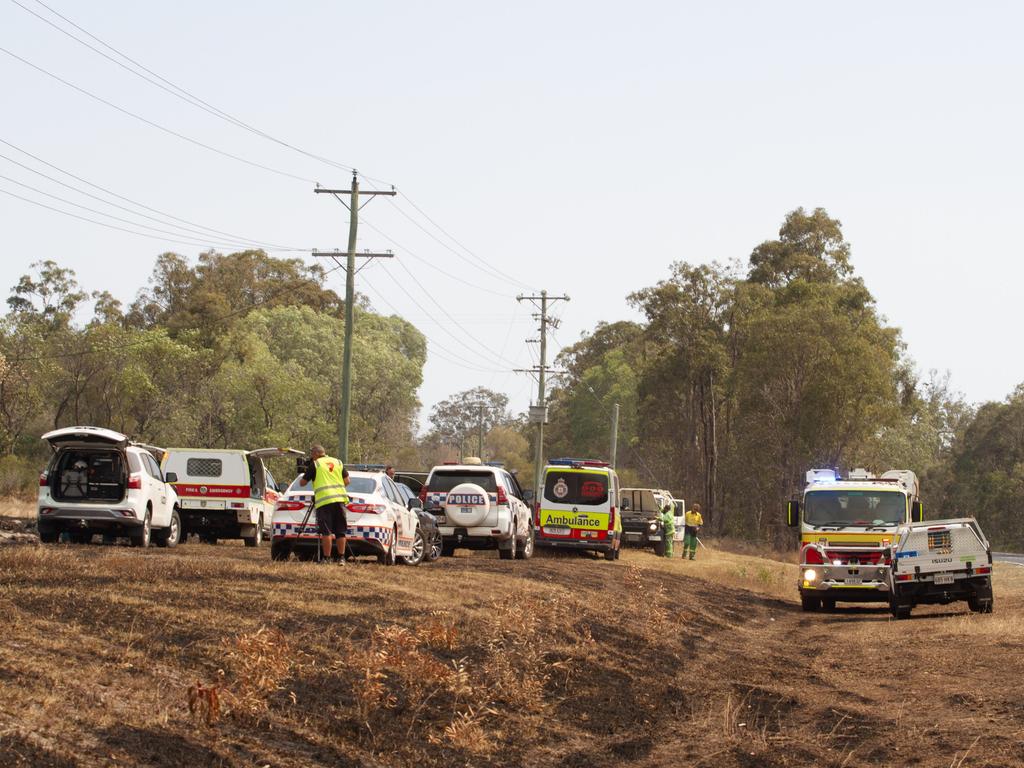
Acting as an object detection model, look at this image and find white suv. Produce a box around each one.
[37,426,180,548]
[421,461,534,560]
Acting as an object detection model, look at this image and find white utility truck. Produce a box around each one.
[887,518,994,619]
[787,468,924,611]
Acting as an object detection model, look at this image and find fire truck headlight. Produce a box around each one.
[803,568,818,582]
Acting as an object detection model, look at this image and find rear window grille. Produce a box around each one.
[186,458,223,477]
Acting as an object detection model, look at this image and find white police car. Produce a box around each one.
[419,459,534,560]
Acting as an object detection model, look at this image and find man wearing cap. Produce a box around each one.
[299,444,349,564]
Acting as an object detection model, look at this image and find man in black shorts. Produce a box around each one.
[299,445,350,564]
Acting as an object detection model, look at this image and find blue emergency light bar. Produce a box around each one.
[549,458,609,467]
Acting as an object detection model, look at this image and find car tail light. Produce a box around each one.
[609,506,616,531]
[39,507,54,515]
[275,500,307,512]
[117,509,137,518]
[496,486,508,505]
[38,472,48,487]
[419,485,429,503]
[127,473,142,490]
[976,566,991,575]
[349,503,386,515]
[896,573,913,581]
[803,546,824,565]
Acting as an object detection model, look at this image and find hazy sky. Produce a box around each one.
[3,1,1022,425]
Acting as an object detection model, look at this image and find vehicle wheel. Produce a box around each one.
[516,524,535,560]
[800,594,821,611]
[399,527,425,566]
[153,508,181,548]
[69,531,92,545]
[244,515,263,547]
[377,529,397,565]
[270,540,291,561]
[130,510,152,548]
[821,598,836,611]
[39,529,59,544]
[428,533,443,562]
[653,541,666,557]
[969,592,994,614]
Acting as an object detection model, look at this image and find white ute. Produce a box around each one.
[887,518,994,619]
[37,426,180,548]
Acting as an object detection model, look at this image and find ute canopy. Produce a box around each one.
[42,426,129,450]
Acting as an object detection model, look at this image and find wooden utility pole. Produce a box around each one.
[610,402,620,469]
[314,172,396,461]
[515,290,569,495]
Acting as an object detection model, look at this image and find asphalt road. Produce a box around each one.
[993,551,1024,565]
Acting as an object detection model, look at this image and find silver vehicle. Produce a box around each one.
[887,518,994,619]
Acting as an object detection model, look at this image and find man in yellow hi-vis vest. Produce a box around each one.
[683,503,703,560]
[299,444,350,564]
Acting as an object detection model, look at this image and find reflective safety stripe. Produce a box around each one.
[312,456,349,509]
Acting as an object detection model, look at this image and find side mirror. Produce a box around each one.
[165,472,178,484]
[407,498,423,510]
[786,500,800,527]
[911,501,924,523]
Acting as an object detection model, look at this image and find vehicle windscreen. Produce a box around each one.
[428,471,497,492]
[286,475,377,495]
[805,490,906,526]
[544,472,609,506]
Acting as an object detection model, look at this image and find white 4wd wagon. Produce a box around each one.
[420,461,534,560]
[37,426,180,548]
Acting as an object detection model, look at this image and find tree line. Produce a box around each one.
[2,213,1021,549]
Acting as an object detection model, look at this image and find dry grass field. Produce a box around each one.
[1,520,1022,767]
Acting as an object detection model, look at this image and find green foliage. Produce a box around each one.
[0,251,426,495]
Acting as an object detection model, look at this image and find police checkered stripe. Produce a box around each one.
[426,492,498,505]
[349,525,393,545]
[273,521,318,537]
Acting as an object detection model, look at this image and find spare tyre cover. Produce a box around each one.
[443,483,490,527]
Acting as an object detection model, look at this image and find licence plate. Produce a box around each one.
[544,526,571,536]
[460,507,473,515]
[844,577,863,586]
[648,535,662,541]
[934,573,954,585]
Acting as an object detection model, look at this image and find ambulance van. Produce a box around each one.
[535,458,621,561]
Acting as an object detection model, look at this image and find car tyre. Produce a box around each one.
[428,533,443,562]
[270,540,291,561]
[39,528,59,544]
[244,515,263,548]
[130,510,151,548]
[153,508,181,548]
[515,524,534,560]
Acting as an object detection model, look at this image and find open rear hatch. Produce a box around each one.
[42,427,129,503]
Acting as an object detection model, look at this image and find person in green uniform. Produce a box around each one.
[684,503,703,560]
[658,501,675,558]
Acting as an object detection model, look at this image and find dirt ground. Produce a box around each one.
[0,531,1021,768]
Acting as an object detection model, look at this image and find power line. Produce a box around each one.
[356,272,506,374]
[0,44,317,184]
[0,172,303,252]
[387,197,534,290]
[399,194,534,289]
[0,139,301,250]
[12,0,392,186]
[360,215,515,299]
